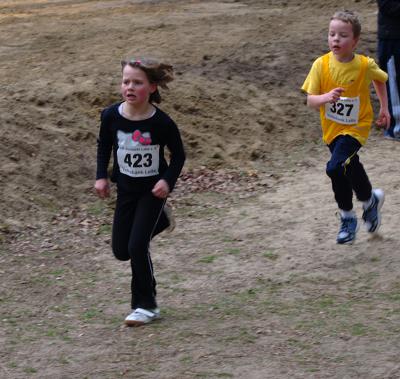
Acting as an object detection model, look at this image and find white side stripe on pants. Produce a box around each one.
[387,55,400,137]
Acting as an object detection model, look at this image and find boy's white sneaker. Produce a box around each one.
[124,308,160,327]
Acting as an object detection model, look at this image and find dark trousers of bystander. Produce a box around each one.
[326,135,372,211]
[378,38,400,137]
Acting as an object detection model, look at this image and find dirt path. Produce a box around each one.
[2,133,400,378]
[2,1,400,378]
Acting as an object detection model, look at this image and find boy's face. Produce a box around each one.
[328,19,359,62]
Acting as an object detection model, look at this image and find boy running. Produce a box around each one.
[302,10,390,244]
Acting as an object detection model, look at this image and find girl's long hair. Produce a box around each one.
[121,58,174,103]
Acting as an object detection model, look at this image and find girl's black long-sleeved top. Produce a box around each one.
[96,103,185,193]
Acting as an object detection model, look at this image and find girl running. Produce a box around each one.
[95,57,185,326]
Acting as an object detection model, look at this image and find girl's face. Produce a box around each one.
[328,19,358,62]
[121,65,156,106]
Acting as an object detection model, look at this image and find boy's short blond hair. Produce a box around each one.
[331,10,361,38]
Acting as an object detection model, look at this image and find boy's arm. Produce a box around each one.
[306,87,345,110]
[373,80,391,129]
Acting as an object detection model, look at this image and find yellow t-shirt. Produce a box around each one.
[302,52,388,145]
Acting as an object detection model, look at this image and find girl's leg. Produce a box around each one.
[153,207,170,237]
[111,192,138,261]
[128,192,165,310]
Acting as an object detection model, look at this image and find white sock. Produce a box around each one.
[340,209,356,219]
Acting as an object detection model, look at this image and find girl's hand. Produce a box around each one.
[376,109,391,130]
[152,179,170,199]
[94,178,110,199]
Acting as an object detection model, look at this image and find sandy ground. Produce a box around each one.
[1,0,400,378]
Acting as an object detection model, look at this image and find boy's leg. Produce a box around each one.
[326,135,361,244]
[350,162,385,234]
[345,153,372,203]
[349,153,385,234]
[326,135,361,211]
[127,192,165,310]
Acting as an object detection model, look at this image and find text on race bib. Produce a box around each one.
[118,144,160,177]
[325,96,360,125]
[116,128,160,179]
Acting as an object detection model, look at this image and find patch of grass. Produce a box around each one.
[161,306,192,322]
[180,355,193,364]
[197,255,217,264]
[170,273,185,283]
[107,315,124,327]
[116,298,130,305]
[316,295,335,309]
[28,275,52,285]
[87,200,107,216]
[236,287,259,300]
[31,194,59,212]
[225,247,240,255]
[193,206,225,218]
[24,367,38,374]
[82,308,102,322]
[58,356,70,365]
[221,327,257,344]
[350,323,368,336]
[263,250,279,260]
[49,269,65,276]
[306,368,320,373]
[332,355,346,363]
[286,338,311,350]
[97,224,112,235]
[381,293,400,302]
[40,250,55,257]
[295,318,328,332]
[46,329,58,337]
[194,371,234,379]
[49,304,70,313]
[82,272,101,287]
[203,287,269,318]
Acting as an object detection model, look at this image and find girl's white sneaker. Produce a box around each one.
[124,308,160,326]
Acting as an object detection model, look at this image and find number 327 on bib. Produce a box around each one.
[325,96,360,125]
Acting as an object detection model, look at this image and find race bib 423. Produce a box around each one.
[117,130,160,177]
[117,144,160,177]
